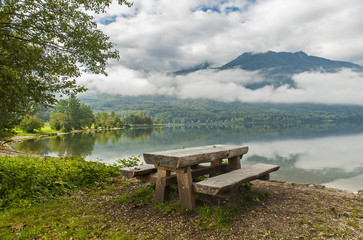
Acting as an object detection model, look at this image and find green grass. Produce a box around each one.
[13,124,59,137]
[0,196,140,239]
[346,220,359,228]
[0,156,119,209]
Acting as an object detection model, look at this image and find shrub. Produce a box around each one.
[116,155,142,167]
[0,156,119,209]
[18,116,44,133]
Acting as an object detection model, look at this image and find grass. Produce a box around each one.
[0,156,119,209]
[0,195,140,239]
[13,123,60,137]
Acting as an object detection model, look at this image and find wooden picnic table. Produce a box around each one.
[143,144,249,210]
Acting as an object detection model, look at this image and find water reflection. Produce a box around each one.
[11,125,363,192]
[243,134,363,192]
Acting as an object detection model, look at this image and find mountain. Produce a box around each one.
[219,51,363,72]
[175,51,363,89]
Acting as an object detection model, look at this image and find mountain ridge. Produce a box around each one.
[219,51,363,72]
[174,51,363,89]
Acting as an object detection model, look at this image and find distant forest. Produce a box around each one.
[77,94,363,127]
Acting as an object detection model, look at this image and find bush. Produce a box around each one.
[116,155,142,167]
[0,156,119,209]
[18,116,44,133]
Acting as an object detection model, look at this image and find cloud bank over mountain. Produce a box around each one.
[79,67,363,105]
[78,0,363,105]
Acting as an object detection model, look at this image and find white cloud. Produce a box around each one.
[78,0,363,105]
[79,65,363,105]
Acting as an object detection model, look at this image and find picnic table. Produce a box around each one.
[120,145,280,210]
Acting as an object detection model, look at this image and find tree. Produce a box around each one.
[18,116,44,133]
[94,111,122,129]
[49,112,73,132]
[55,97,94,130]
[0,0,132,138]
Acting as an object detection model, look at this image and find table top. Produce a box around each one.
[143,144,248,169]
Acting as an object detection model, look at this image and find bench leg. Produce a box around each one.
[227,155,241,171]
[155,169,170,202]
[176,167,195,210]
[259,173,270,180]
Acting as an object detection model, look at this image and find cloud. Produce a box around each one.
[78,0,363,105]
[79,66,363,105]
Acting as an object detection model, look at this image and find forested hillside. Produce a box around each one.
[78,94,363,126]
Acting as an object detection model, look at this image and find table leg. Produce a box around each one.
[176,167,195,210]
[228,155,241,170]
[155,169,170,202]
[209,159,222,177]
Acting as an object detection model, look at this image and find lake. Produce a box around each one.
[11,124,363,193]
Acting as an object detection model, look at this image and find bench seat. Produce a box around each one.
[119,164,157,178]
[193,163,280,195]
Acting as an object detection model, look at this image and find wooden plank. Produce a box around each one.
[143,145,248,169]
[176,167,195,210]
[193,164,280,195]
[119,164,157,178]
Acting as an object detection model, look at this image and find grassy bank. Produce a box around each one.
[0,156,119,209]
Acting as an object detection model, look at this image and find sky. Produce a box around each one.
[78,0,363,105]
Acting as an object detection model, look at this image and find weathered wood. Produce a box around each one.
[258,173,270,180]
[227,155,241,171]
[154,169,171,202]
[119,164,157,178]
[143,145,248,169]
[210,159,222,166]
[176,167,195,210]
[193,164,280,195]
[135,164,228,185]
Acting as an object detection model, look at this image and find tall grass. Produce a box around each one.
[0,156,119,209]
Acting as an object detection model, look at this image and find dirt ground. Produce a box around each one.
[70,175,362,239]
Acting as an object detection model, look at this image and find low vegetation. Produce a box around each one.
[0,156,119,209]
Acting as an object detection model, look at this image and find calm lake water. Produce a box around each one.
[12,125,363,193]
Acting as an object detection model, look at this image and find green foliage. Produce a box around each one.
[18,116,45,133]
[0,0,131,138]
[79,95,363,127]
[116,155,142,168]
[56,97,95,130]
[94,111,123,129]
[123,112,153,125]
[0,156,119,209]
[49,112,73,132]
[346,220,359,228]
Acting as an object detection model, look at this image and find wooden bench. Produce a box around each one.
[193,163,280,196]
[119,164,157,178]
